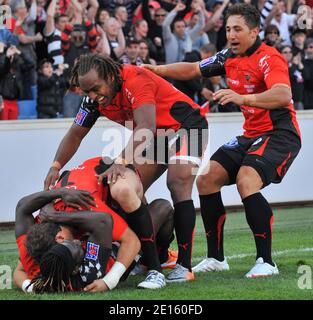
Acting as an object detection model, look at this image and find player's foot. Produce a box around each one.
[137,270,166,289]
[161,250,178,270]
[192,257,230,273]
[245,257,279,278]
[166,263,195,283]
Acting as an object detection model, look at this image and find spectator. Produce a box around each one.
[280,45,304,110]
[12,0,42,100]
[264,24,283,50]
[37,58,67,119]
[103,0,142,31]
[0,43,35,120]
[138,39,157,65]
[114,5,129,35]
[120,37,143,65]
[95,7,111,29]
[101,17,125,61]
[269,0,297,46]
[187,12,209,52]
[162,2,194,64]
[303,38,313,109]
[44,0,68,68]
[291,28,307,59]
[131,19,158,60]
[141,0,167,63]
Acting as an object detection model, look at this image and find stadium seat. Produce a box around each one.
[18,100,37,120]
[31,85,37,100]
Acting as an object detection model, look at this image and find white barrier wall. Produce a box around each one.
[0,111,312,222]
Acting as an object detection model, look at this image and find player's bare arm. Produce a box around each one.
[213,84,292,110]
[13,260,29,290]
[15,189,96,238]
[97,104,157,184]
[44,124,91,190]
[142,62,201,80]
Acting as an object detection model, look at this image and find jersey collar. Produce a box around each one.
[245,36,262,56]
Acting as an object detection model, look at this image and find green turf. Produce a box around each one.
[0,207,312,300]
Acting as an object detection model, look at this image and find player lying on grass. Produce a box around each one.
[14,187,140,293]
[15,156,176,290]
[14,191,175,293]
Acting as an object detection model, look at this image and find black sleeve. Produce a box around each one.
[142,0,152,25]
[72,241,111,291]
[74,96,100,128]
[199,48,232,78]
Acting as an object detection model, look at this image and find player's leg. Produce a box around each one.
[110,166,165,288]
[238,133,301,278]
[148,199,176,268]
[194,137,245,273]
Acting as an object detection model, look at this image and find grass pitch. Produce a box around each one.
[0,207,312,300]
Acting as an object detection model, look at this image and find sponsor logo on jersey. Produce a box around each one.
[86,242,100,261]
[252,137,263,146]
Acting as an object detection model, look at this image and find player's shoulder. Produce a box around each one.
[256,42,285,61]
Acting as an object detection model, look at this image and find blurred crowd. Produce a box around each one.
[0,0,313,120]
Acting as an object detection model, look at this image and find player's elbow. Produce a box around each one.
[274,86,292,106]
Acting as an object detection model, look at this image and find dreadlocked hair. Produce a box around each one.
[31,250,71,294]
[70,53,123,93]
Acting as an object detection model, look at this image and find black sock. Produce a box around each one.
[126,202,162,272]
[157,233,175,264]
[174,200,196,271]
[242,193,274,266]
[199,192,226,261]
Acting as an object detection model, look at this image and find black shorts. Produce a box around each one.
[141,128,208,166]
[211,131,301,187]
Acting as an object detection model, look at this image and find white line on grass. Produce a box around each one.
[193,247,313,262]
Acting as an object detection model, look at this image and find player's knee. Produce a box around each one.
[110,183,136,204]
[150,199,174,219]
[196,171,224,194]
[167,175,192,196]
[236,167,263,198]
[236,175,257,198]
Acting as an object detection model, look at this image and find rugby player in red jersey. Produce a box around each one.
[14,157,175,292]
[143,3,301,278]
[43,55,209,285]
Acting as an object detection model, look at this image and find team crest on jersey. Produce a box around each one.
[75,108,88,126]
[86,242,100,260]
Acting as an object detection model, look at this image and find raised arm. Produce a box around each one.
[44,123,91,190]
[44,0,57,36]
[15,189,96,238]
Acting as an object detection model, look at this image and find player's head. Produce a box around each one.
[70,54,123,106]
[31,241,84,293]
[225,3,260,55]
[25,222,75,264]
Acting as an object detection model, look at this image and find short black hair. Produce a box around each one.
[225,3,260,29]
[25,222,61,264]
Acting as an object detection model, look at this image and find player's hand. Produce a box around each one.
[44,167,60,190]
[84,279,109,292]
[60,188,97,209]
[96,163,127,185]
[141,64,164,77]
[213,89,244,106]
